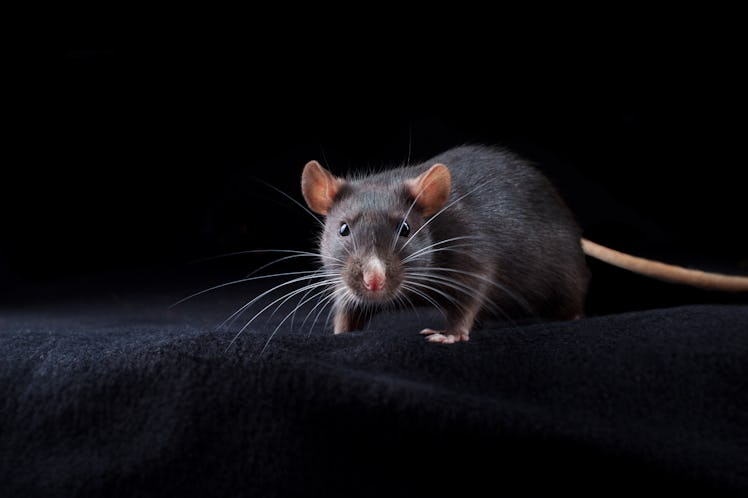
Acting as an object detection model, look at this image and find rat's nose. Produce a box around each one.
[363,256,386,292]
[363,271,385,291]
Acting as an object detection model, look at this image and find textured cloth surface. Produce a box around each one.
[1,283,747,497]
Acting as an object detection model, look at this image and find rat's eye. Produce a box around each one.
[339,223,350,237]
[399,221,410,237]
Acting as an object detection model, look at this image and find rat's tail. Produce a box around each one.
[580,238,748,292]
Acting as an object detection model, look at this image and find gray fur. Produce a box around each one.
[315,145,590,336]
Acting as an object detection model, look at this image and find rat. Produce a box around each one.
[301,144,748,343]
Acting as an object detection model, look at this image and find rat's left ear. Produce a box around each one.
[301,160,343,215]
[406,163,451,217]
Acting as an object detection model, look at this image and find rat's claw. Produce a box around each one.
[419,329,469,344]
[419,328,439,335]
[426,333,456,343]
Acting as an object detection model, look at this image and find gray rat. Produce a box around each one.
[301,145,748,343]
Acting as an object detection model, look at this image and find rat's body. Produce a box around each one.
[302,144,748,343]
[303,145,589,343]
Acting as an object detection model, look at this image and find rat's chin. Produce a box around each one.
[363,292,395,304]
[351,286,400,305]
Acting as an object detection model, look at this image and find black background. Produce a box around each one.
[4,41,746,313]
[2,28,748,498]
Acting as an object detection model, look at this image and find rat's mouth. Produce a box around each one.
[342,258,403,305]
[361,288,396,303]
[346,281,400,305]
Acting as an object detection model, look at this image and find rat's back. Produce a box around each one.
[416,145,590,320]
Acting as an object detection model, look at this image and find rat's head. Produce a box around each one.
[301,160,451,307]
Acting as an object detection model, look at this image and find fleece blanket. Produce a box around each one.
[1,278,747,497]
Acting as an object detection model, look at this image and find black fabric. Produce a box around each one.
[1,281,747,497]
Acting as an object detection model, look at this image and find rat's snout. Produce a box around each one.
[362,256,386,292]
[342,250,402,303]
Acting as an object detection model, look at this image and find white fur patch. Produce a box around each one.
[366,256,386,277]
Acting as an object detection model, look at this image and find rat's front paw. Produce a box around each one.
[419,328,469,344]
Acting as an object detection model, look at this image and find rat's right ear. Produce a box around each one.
[301,160,343,215]
[406,163,451,217]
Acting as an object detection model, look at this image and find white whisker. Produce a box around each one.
[288,276,320,332]
[170,269,334,309]
[190,248,343,265]
[401,235,480,263]
[266,277,335,322]
[403,245,475,264]
[304,287,345,337]
[390,187,423,252]
[322,305,335,334]
[217,273,337,331]
[247,254,313,279]
[257,179,326,229]
[404,272,509,321]
[391,290,421,324]
[404,280,467,311]
[406,265,535,318]
[400,179,491,252]
[224,277,340,352]
[401,284,448,322]
[258,285,341,356]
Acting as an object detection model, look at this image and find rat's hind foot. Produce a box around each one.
[419,328,469,344]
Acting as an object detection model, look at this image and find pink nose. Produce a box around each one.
[363,272,385,292]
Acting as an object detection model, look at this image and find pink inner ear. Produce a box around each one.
[408,163,451,217]
[301,160,341,215]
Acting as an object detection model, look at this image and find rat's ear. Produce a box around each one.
[406,163,451,217]
[301,160,343,215]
